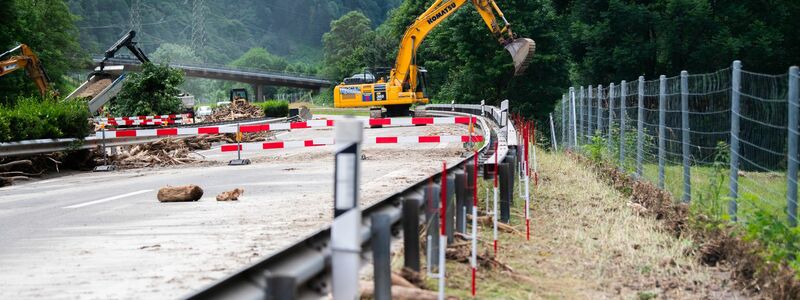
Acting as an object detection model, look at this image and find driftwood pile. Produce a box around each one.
[0,160,39,187]
[111,131,272,168]
[208,102,264,122]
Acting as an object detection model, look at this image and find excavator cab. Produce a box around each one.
[505,38,536,76]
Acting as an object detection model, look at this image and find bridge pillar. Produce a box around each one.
[252,84,264,102]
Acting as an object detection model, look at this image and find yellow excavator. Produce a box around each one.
[333,0,535,117]
[0,44,53,97]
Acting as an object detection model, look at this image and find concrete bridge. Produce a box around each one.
[93,57,334,101]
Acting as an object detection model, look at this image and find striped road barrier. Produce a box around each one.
[220,135,484,152]
[94,114,188,122]
[95,117,479,139]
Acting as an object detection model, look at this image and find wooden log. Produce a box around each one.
[216,188,244,201]
[0,160,33,171]
[157,185,203,202]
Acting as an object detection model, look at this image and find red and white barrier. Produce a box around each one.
[95,114,187,122]
[96,125,238,138]
[368,116,477,126]
[219,135,484,152]
[95,117,480,139]
[99,119,183,127]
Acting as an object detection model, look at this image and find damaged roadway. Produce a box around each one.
[0,116,479,299]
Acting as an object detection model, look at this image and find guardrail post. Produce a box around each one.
[681,71,691,203]
[588,86,594,141]
[787,66,799,227]
[608,83,615,153]
[499,162,510,223]
[402,197,421,271]
[620,80,627,170]
[266,276,296,300]
[507,148,516,205]
[331,119,362,300]
[637,76,644,178]
[455,172,467,234]
[658,75,667,189]
[729,61,741,221]
[425,184,440,271]
[481,99,485,117]
[371,213,392,300]
[446,175,456,243]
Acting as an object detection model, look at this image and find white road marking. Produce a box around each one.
[63,189,153,209]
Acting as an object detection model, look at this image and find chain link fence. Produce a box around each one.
[553,61,800,228]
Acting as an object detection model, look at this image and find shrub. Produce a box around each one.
[0,96,91,142]
[261,100,289,117]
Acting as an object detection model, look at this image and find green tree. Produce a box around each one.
[112,62,184,116]
[321,11,376,82]
[0,0,85,104]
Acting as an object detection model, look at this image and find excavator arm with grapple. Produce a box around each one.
[0,44,52,97]
[333,0,535,117]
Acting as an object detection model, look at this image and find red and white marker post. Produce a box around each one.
[437,162,448,300]
[493,142,499,257]
[524,122,531,241]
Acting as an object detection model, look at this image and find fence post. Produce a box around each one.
[658,75,666,189]
[608,83,615,152]
[729,61,742,221]
[561,94,566,149]
[787,66,799,227]
[550,113,558,151]
[597,85,602,137]
[570,87,578,148]
[637,76,645,178]
[681,71,691,203]
[331,119,363,300]
[579,86,585,146]
[620,80,627,169]
[588,86,594,140]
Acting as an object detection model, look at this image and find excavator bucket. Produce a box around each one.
[505,38,536,76]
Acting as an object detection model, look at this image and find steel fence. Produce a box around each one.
[553,61,800,228]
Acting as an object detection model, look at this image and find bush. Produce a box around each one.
[0,96,91,142]
[260,100,289,117]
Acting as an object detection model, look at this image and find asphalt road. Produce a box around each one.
[0,116,476,299]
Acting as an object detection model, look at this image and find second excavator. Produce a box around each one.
[333,0,535,117]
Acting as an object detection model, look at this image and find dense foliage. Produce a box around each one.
[0,97,91,142]
[258,100,290,117]
[111,62,185,116]
[0,0,85,105]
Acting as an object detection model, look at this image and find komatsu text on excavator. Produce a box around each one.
[333,0,535,117]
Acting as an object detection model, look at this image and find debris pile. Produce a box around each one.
[111,131,272,168]
[208,102,264,122]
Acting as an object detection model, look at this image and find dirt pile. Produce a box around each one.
[75,76,113,98]
[208,102,264,122]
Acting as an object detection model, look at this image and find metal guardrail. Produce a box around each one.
[184,106,507,299]
[0,117,287,157]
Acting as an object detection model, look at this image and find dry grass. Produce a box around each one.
[391,149,750,299]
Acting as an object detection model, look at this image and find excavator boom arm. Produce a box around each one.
[0,44,52,97]
[391,0,535,89]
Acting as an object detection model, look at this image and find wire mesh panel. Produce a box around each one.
[736,70,790,222]
[556,62,798,226]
